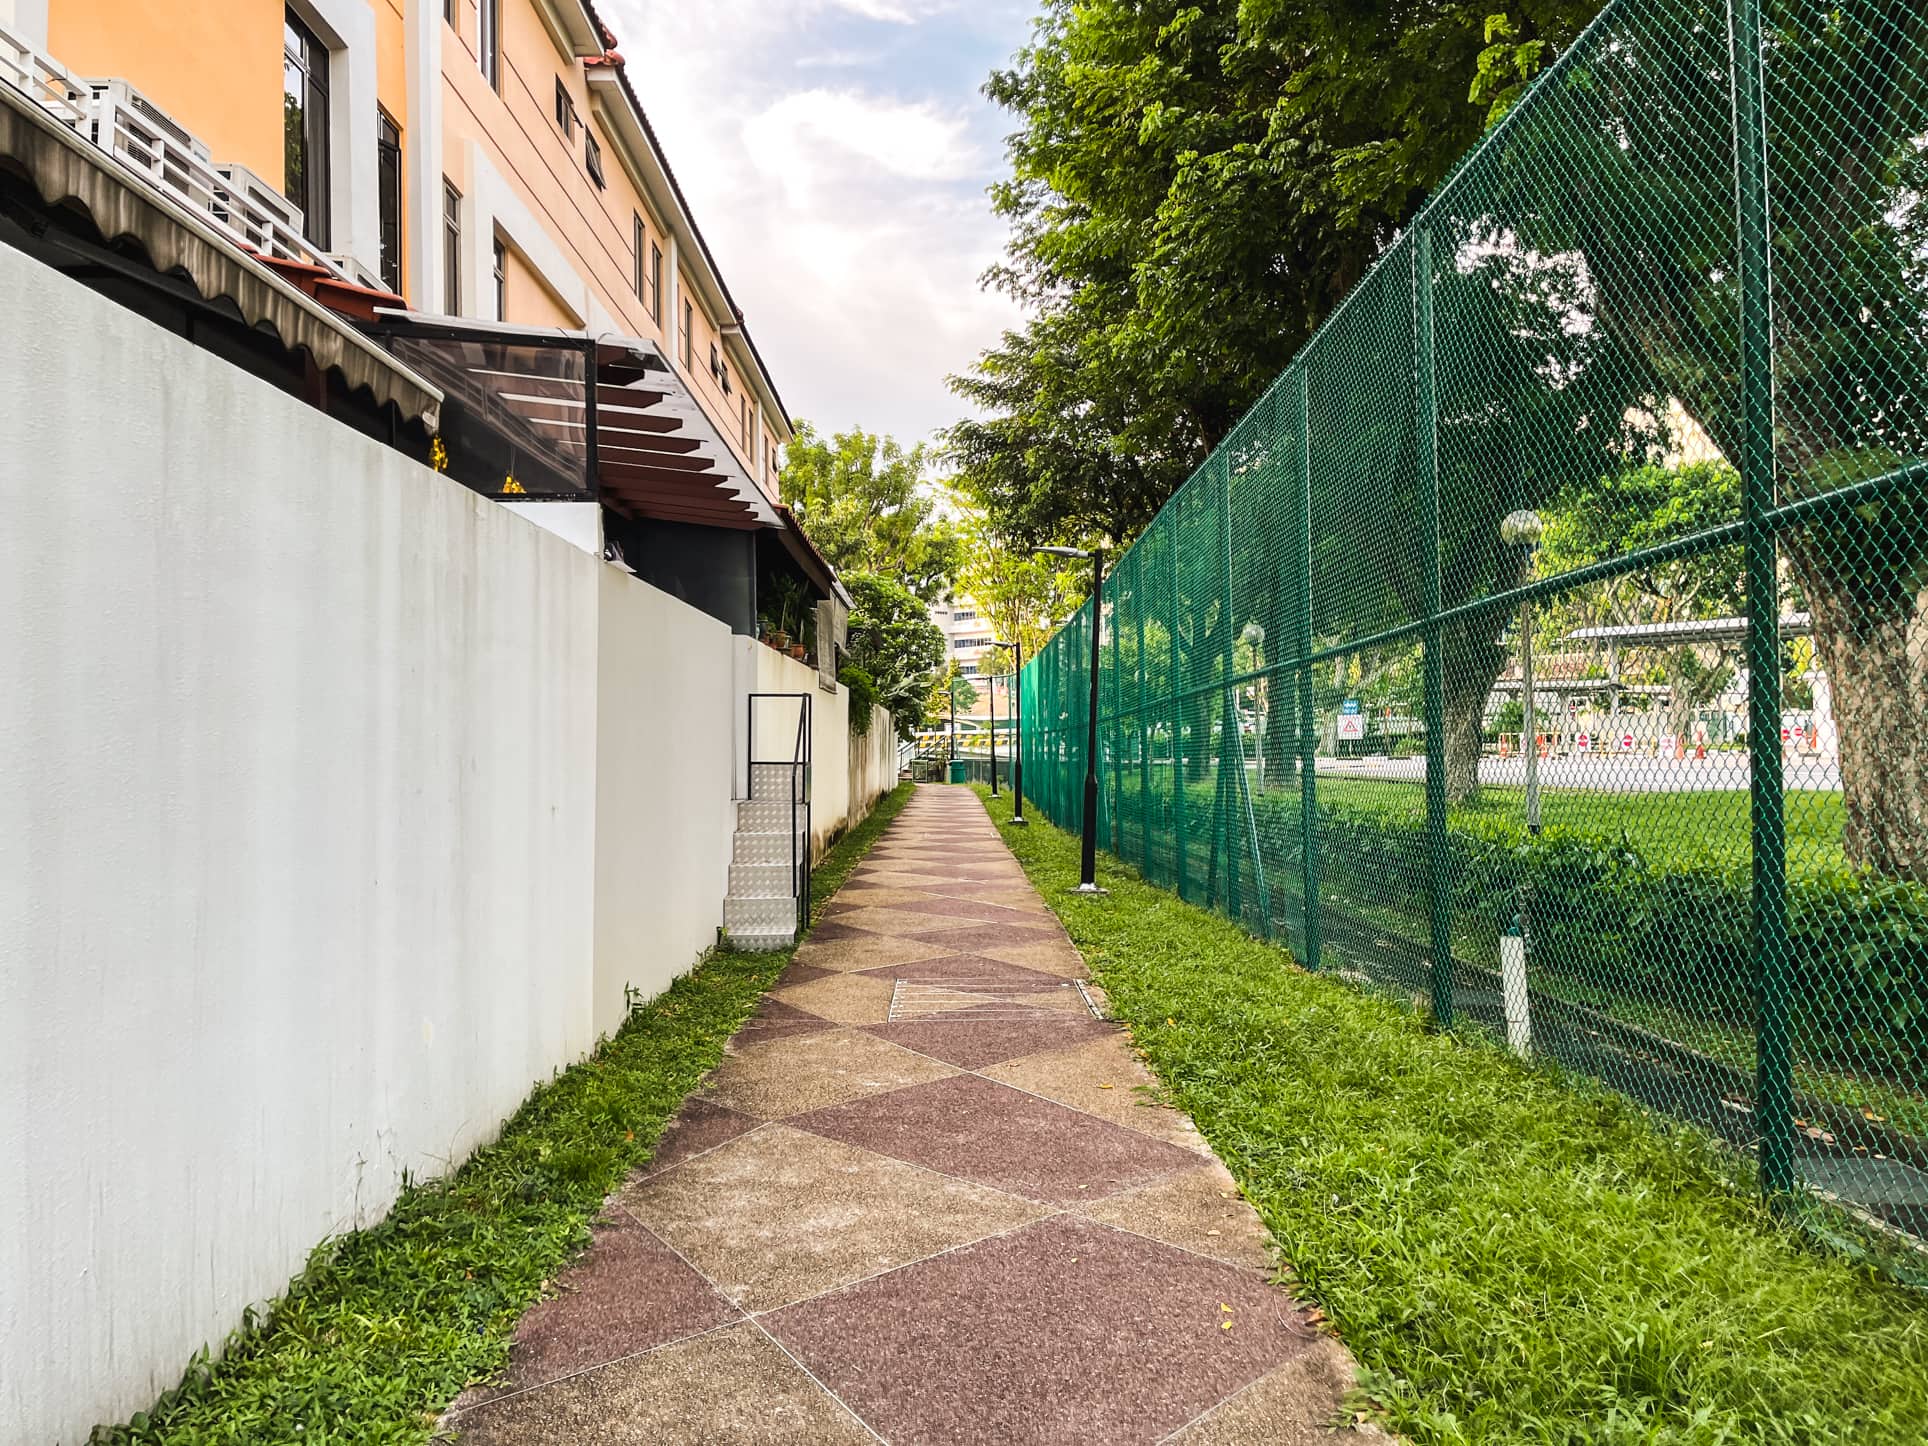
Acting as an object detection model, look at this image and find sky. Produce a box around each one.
[602,0,1036,449]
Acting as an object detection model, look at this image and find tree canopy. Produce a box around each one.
[779,421,961,602]
[947,0,1603,546]
[842,572,947,741]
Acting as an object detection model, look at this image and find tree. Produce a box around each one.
[779,421,961,602]
[1539,462,1746,743]
[950,0,1607,803]
[924,663,979,727]
[843,572,947,740]
[948,510,1086,661]
[948,0,1603,548]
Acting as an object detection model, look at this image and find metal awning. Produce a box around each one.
[367,311,779,530]
[0,72,442,424]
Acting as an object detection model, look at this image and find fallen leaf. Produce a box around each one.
[1221,1321,1234,1331]
[1205,1229,1221,1237]
[1862,1107,1888,1123]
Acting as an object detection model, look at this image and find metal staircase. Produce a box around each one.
[723,695,812,950]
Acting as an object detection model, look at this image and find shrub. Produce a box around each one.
[839,665,880,736]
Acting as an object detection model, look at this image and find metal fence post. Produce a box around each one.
[1136,547,1152,869]
[1293,366,1320,969]
[1170,523,1189,901]
[1416,229,1454,1028]
[1732,0,1792,1199]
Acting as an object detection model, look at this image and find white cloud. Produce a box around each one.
[598,0,1025,445]
[743,90,981,199]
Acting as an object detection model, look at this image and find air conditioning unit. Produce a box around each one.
[211,161,304,251]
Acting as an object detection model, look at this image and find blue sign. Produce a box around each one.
[1340,699,1361,715]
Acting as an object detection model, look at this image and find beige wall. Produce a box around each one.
[50,0,285,184]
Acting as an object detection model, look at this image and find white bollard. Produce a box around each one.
[1501,923,1532,1058]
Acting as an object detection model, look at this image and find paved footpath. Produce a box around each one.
[445,785,1388,1444]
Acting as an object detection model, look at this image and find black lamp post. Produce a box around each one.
[1035,546,1107,894]
[994,636,1027,825]
[988,657,1000,796]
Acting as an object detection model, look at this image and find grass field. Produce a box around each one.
[977,783,1928,1445]
[1316,775,1850,876]
[94,785,914,1446]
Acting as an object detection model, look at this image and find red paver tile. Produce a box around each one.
[634,1098,761,1183]
[451,1213,739,1405]
[865,1010,1118,1069]
[789,1072,1200,1203]
[854,952,1070,992]
[731,996,836,1046]
[765,1215,1313,1446]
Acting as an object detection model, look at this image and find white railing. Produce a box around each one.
[0,23,349,283]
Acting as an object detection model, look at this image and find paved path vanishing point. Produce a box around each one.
[444,784,1390,1445]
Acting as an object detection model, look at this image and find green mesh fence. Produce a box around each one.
[1016,0,1928,1250]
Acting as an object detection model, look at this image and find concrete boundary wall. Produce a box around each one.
[0,245,895,1443]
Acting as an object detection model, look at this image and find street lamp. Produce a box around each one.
[991,637,1026,825]
[987,649,1001,797]
[1036,545,1108,894]
[1499,508,1543,1059]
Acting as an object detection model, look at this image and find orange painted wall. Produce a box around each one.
[50,0,285,185]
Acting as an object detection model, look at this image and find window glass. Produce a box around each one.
[376,111,402,293]
[585,133,604,188]
[680,298,693,369]
[648,243,662,322]
[283,10,331,248]
[478,0,499,90]
[492,237,507,321]
[442,179,461,313]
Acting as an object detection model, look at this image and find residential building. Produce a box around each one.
[930,595,1006,721]
[0,0,837,644]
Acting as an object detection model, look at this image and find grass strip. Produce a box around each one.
[974,784,1928,1446]
[97,782,913,1446]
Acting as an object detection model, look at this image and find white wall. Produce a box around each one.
[0,244,897,1444]
[592,568,737,1037]
[0,247,605,1444]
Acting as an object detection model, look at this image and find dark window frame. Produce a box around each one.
[680,297,693,370]
[442,178,461,313]
[376,109,402,293]
[283,8,332,250]
[492,236,507,321]
[584,131,605,189]
[554,76,576,137]
[647,241,662,323]
[631,212,645,299]
[478,0,500,91]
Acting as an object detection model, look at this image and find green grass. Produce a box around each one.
[975,784,1928,1446]
[96,783,913,1446]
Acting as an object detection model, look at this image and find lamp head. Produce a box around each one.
[1033,545,1090,559]
[1500,509,1544,549]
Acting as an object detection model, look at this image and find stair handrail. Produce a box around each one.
[745,692,812,930]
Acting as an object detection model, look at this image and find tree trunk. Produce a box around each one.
[1440,619,1512,806]
[1785,534,1928,882]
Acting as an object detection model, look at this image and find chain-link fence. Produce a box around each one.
[1015,0,1928,1250]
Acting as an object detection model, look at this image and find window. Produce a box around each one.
[442,179,461,312]
[647,241,662,322]
[283,9,331,248]
[952,610,978,623]
[492,236,507,321]
[376,110,402,293]
[585,133,605,187]
[741,397,752,451]
[680,298,693,370]
[443,0,453,22]
[631,213,645,299]
[478,0,499,90]
[554,76,576,137]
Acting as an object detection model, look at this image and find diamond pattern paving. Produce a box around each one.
[442,786,1387,1444]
